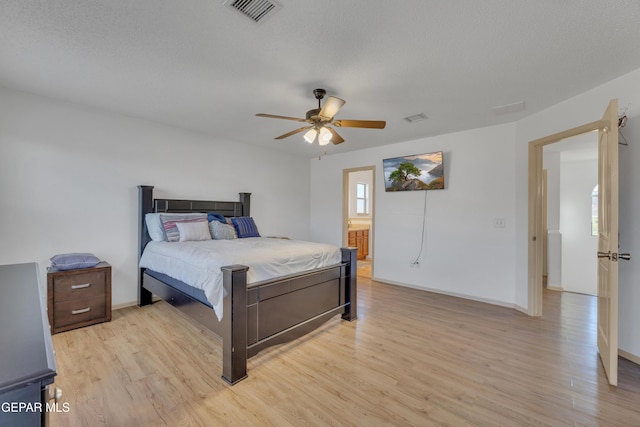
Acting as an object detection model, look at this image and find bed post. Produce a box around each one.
[341,247,358,321]
[138,185,154,306]
[239,192,251,216]
[220,264,250,385]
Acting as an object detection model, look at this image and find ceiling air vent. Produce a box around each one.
[223,0,282,23]
[403,113,428,123]
[491,101,526,115]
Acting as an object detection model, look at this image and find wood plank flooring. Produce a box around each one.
[50,275,640,426]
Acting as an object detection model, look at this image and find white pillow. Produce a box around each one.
[145,213,166,241]
[176,221,211,242]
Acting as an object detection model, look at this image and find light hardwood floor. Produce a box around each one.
[50,275,640,426]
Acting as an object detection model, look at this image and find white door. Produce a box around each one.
[596,99,619,386]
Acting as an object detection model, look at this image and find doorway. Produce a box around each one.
[527,119,607,316]
[528,99,620,386]
[542,133,599,296]
[343,166,375,279]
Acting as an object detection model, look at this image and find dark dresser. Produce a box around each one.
[0,263,57,427]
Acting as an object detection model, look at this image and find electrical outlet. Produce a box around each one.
[410,261,420,268]
[494,218,506,228]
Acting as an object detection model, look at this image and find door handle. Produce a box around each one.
[598,251,631,261]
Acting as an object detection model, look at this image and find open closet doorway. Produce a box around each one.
[343,166,375,279]
[542,133,599,296]
[528,99,621,386]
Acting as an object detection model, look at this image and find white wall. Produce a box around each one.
[543,151,562,289]
[516,68,640,358]
[618,114,640,360]
[0,86,311,307]
[544,151,561,231]
[311,123,518,308]
[3,68,640,359]
[559,158,597,295]
[313,67,640,359]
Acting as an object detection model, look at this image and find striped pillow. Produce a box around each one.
[160,214,208,242]
[231,216,261,238]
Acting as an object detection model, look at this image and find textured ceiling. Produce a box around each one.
[1,0,639,158]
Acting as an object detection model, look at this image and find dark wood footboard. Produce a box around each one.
[137,185,357,385]
[219,248,357,384]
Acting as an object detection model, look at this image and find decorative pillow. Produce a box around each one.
[208,212,227,224]
[160,214,208,242]
[50,253,100,271]
[231,216,261,238]
[176,221,211,242]
[145,213,166,241]
[209,220,237,240]
[146,213,207,241]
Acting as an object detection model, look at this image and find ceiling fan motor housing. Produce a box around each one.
[313,88,326,100]
[306,108,321,121]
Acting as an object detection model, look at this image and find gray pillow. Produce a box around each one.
[50,253,100,271]
[209,220,237,240]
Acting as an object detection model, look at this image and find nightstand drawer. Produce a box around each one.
[53,270,106,302]
[47,261,112,334]
[53,295,106,328]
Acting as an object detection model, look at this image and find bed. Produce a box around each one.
[137,185,357,384]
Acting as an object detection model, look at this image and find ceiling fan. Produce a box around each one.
[256,88,386,145]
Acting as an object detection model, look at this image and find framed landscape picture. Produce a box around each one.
[383,151,444,192]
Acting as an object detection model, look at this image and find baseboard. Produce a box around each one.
[112,296,161,311]
[619,349,640,366]
[112,301,138,311]
[372,276,519,311]
[514,304,529,315]
[546,285,564,292]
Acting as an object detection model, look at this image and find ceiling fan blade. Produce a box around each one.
[333,119,386,129]
[327,127,345,145]
[318,96,346,121]
[274,126,313,140]
[256,113,307,122]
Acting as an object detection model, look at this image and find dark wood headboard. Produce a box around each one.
[137,185,251,258]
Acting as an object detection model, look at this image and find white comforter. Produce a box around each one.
[139,237,342,320]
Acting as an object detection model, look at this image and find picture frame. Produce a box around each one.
[383,151,444,192]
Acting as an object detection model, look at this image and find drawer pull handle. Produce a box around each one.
[71,307,91,315]
[71,283,91,290]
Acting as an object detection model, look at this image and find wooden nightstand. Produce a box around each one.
[47,261,112,334]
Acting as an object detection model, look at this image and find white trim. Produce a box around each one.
[373,277,519,311]
[112,296,161,311]
[619,349,640,366]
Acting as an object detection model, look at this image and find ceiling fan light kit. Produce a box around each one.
[319,127,332,145]
[256,88,386,147]
[304,128,317,144]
